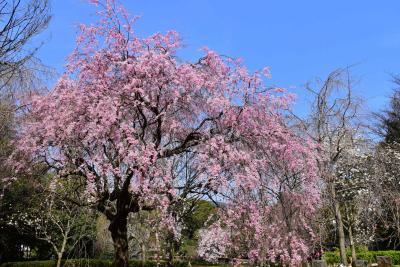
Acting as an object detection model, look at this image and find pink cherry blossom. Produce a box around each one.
[8,0,320,266]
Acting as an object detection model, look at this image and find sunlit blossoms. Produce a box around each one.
[198,222,230,263]
[198,132,320,265]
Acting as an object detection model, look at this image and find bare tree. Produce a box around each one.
[366,143,400,249]
[127,212,153,264]
[33,194,95,267]
[0,0,50,93]
[335,150,371,264]
[0,1,52,219]
[0,0,52,141]
[8,177,96,267]
[291,67,366,265]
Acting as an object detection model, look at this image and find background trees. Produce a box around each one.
[375,75,400,144]
[0,0,52,203]
[289,67,367,266]
[367,136,400,249]
[288,69,400,265]
[0,0,50,94]
[29,179,97,267]
[0,175,52,262]
[0,2,52,262]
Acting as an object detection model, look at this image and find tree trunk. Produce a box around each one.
[155,231,161,267]
[259,244,266,267]
[55,232,68,267]
[141,243,146,267]
[165,233,175,267]
[166,248,174,267]
[109,214,129,267]
[56,252,63,267]
[348,223,356,265]
[331,183,347,266]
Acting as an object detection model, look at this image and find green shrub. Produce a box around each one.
[323,250,400,265]
[65,259,113,267]
[1,260,55,267]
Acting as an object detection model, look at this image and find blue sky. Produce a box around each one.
[36,0,400,115]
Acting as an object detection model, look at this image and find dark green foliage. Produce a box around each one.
[0,177,53,262]
[377,84,400,144]
[323,250,400,265]
[0,102,53,262]
[148,199,217,263]
[182,200,216,240]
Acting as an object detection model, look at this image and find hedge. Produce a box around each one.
[323,250,400,265]
[0,259,223,267]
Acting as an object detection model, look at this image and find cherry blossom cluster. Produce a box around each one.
[8,0,320,264]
